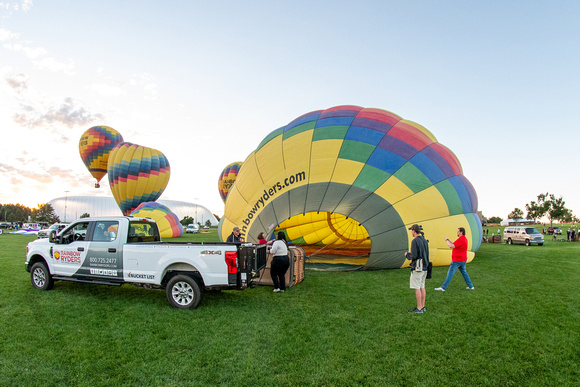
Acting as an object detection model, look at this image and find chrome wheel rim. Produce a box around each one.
[172,281,194,306]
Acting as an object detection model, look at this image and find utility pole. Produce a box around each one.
[64,191,69,222]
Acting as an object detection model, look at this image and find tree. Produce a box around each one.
[487,216,503,224]
[0,203,33,222]
[205,220,212,228]
[80,213,91,218]
[525,200,545,222]
[533,192,572,225]
[32,203,60,224]
[180,216,194,226]
[508,208,523,220]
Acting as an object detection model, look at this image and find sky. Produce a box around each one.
[1,0,579,220]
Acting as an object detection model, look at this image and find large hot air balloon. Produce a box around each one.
[218,161,243,203]
[130,202,183,238]
[219,105,482,271]
[79,126,124,188]
[107,142,171,215]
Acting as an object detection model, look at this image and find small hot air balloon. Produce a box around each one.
[130,202,183,238]
[218,161,243,203]
[107,142,171,215]
[79,126,124,188]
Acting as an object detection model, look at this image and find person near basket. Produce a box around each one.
[270,231,290,293]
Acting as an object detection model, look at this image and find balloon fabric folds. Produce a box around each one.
[130,202,183,238]
[79,126,124,188]
[107,142,171,215]
[218,161,243,203]
[219,105,482,271]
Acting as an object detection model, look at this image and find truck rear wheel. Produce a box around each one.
[31,262,54,290]
[166,274,202,309]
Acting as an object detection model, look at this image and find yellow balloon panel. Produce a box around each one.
[282,130,313,172]
[393,186,449,225]
[309,140,343,184]
[375,175,414,204]
[254,136,284,184]
[330,159,364,185]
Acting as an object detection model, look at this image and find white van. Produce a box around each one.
[185,224,200,234]
[503,226,544,246]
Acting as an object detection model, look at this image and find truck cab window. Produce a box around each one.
[93,221,119,242]
[61,222,89,244]
[128,221,161,243]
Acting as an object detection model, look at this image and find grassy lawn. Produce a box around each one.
[1,227,579,386]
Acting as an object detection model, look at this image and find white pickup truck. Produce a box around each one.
[25,216,266,309]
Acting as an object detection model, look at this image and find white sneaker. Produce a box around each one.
[273,288,280,293]
[466,286,475,290]
[434,287,445,291]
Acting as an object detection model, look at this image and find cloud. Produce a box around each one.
[90,83,127,97]
[0,163,93,187]
[5,73,27,93]
[0,1,32,17]
[0,28,18,41]
[33,56,75,75]
[4,42,74,74]
[13,97,105,131]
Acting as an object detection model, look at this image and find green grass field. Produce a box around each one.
[1,227,579,386]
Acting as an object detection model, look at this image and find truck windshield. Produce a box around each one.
[525,228,540,234]
[128,221,161,243]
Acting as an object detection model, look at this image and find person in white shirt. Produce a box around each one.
[269,231,290,292]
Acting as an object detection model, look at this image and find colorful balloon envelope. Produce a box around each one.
[219,105,482,270]
[79,126,124,188]
[107,142,171,215]
[218,161,243,203]
[130,202,183,238]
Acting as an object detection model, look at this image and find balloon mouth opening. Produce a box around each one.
[275,211,371,269]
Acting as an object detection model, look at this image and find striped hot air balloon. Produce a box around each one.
[107,142,170,215]
[79,126,124,188]
[130,202,183,238]
[219,105,481,271]
[218,161,243,203]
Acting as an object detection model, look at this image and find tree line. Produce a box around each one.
[506,192,576,225]
[0,203,61,224]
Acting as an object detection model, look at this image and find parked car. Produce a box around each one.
[203,225,210,229]
[37,223,69,239]
[547,227,562,235]
[503,226,544,246]
[185,224,199,234]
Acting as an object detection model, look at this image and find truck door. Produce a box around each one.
[75,220,124,281]
[52,220,90,276]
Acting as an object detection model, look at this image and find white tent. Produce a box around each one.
[48,196,218,225]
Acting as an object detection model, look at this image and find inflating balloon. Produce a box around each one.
[130,202,183,238]
[218,161,243,203]
[79,126,124,188]
[107,142,171,215]
[219,105,481,270]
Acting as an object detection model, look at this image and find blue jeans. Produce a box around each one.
[441,261,473,289]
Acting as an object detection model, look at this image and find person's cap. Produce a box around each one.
[233,226,240,231]
[408,224,420,233]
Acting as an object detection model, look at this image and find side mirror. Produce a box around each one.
[48,230,57,243]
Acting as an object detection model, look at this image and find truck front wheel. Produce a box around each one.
[166,274,202,309]
[31,262,54,290]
